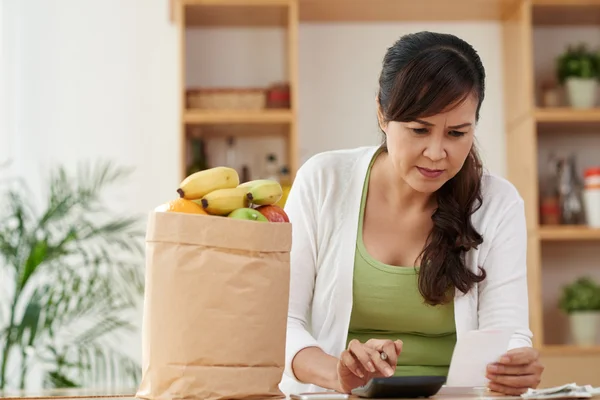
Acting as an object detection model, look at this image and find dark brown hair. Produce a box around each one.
[377,31,486,306]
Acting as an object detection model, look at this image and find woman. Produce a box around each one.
[279,31,544,396]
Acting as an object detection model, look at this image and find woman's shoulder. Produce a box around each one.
[473,171,525,228]
[479,172,524,207]
[294,145,378,185]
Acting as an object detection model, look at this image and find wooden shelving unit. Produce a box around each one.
[504,0,600,387]
[173,0,299,181]
[171,0,518,182]
[174,0,519,26]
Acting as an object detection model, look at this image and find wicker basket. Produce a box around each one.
[186,88,266,110]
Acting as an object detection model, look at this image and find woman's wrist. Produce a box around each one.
[326,361,343,393]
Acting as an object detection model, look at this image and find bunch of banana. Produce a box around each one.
[195,187,250,216]
[238,179,283,206]
[177,167,239,200]
[165,166,287,218]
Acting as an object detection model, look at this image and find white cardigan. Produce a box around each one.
[279,145,532,395]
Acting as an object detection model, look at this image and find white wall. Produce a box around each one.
[0,0,9,167]
[1,0,19,172]
[3,0,508,389]
[4,0,180,210]
[1,0,179,389]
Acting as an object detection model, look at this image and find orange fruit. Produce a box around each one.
[155,198,208,215]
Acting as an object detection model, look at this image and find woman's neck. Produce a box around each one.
[371,151,437,213]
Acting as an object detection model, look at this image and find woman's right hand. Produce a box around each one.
[336,339,403,394]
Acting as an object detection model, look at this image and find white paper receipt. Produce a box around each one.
[445,328,514,387]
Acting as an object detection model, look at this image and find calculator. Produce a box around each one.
[350,376,446,398]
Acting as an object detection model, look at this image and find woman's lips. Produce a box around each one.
[417,167,444,178]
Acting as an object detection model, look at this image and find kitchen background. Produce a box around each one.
[1,0,600,394]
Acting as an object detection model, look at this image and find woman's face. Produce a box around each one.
[379,95,478,194]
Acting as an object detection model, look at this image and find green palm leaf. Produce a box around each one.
[0,160,145,391]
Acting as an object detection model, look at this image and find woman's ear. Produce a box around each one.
[376,103,387,133]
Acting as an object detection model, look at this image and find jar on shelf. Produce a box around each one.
[266,83,290,109]
[540,80,561,108]
[540,196,561,225]
[583,167,600,228]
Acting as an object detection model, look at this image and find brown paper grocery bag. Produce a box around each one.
[136,211,292,400]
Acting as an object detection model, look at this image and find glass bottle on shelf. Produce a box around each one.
[540,153,561,225]
[225,136,237,171]
[186,137,208,176]
[241,165,251,183]
[276,165,292,208]
[264,153,279,182]
[557,154,585,225]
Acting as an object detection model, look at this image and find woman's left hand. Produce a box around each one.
[486,347,544,395]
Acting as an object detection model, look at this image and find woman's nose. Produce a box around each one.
[423,139,447,161]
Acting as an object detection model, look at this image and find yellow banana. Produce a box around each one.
[177,167,239,200]
[237,179,273,188]
[196,187,250,215]
[238,179,283,206]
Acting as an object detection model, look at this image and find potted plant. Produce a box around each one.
[559,277,600,346]
[556,43,600,109]
[0,161,144,391]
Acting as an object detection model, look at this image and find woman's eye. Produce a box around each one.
[449,130,466,137]
[411,128,428,134]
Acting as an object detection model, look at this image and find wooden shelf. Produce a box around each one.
[299,0,515,22]
[177,0,517,26]
[541,344,600,356]
[184,109,293,124]
[182,0,290,4]
[535,108,600,123]
[176,0,600,26]
[532,0,600,26]
[539,225,600,241]
[182,0,290,27]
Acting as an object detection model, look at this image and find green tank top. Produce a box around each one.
[346,151,456,377]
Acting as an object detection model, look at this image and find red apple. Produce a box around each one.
[257,205,289,223]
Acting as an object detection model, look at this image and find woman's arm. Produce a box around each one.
[283,161,339,386]
[477,197,532,347]
[291,347,341,391]
[478,197,543,394]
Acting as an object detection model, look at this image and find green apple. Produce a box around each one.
[228,207,268,222]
